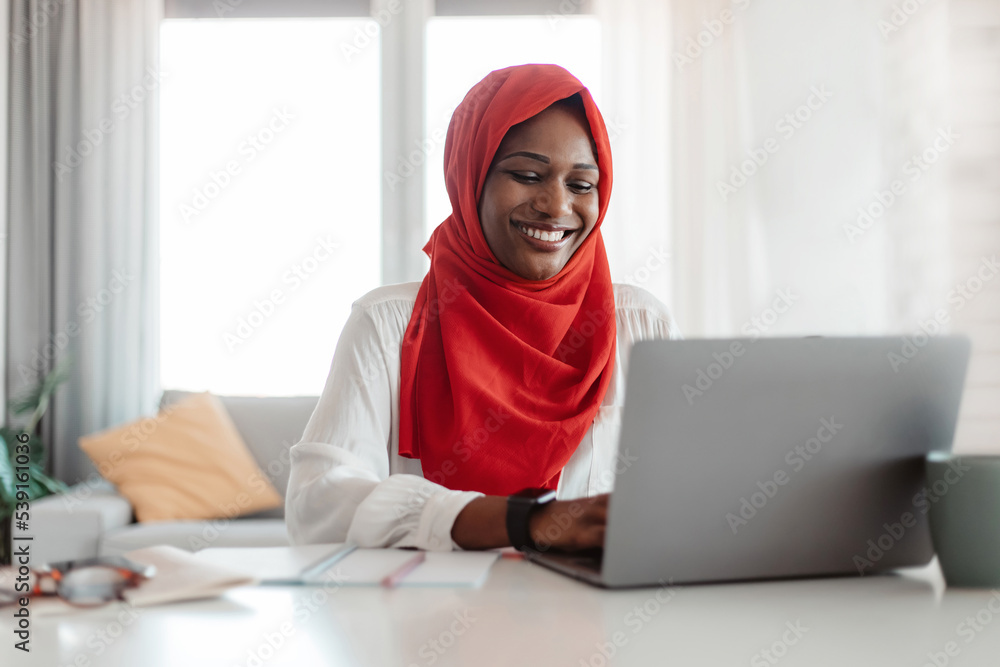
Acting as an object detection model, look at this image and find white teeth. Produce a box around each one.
[517,224,566,243]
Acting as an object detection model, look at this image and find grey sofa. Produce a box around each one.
[20,391,318,567]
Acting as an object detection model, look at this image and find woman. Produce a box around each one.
[286,64,679,553]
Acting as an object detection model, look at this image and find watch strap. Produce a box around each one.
[506,489,557,552]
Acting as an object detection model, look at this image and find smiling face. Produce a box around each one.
[477,101,600,282]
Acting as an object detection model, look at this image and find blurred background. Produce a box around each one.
[3,0,998,483]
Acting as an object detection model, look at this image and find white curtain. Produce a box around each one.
[597,0,950,338]
[0,0,10,414]
[7,0,161,482]
[667,0,768,336]
[593,0,675,308]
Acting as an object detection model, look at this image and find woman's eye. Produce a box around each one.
[509,171,540,183]
[505,171,593,194]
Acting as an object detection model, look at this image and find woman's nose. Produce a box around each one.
[532,182,573,219]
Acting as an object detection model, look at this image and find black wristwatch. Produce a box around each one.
[506,488,558,552]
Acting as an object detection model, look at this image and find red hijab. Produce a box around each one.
[398,64,616,496]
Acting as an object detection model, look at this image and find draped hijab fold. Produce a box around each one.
[397,64,617,496]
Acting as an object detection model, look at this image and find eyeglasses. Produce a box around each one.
[1,556,154,607]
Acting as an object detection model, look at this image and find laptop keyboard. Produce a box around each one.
[566,549,603,573]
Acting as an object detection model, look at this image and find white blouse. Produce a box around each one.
[285,281,681,551]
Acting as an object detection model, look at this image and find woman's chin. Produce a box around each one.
[512,260,566,282]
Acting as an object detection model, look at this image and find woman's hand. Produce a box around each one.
[529,494,608,552]
[451,494,608,552]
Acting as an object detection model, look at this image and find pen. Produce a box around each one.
[381,552,426,588]
[299,542,358,583]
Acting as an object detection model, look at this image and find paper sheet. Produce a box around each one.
[395,551,499,588]
[122,545,257,606]
[194,544,347,583]
[193,546,500,587]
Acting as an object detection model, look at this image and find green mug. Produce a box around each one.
[926,451,1000,588]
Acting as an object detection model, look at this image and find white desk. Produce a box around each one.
[4,557,1000,666]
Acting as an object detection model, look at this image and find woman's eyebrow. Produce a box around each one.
[498,150,549,164]
[498,150,598,171]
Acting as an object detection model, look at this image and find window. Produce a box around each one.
[159,18,381,396]
[159,2,598,397]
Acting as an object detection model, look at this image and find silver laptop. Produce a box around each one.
[525,336,970,588]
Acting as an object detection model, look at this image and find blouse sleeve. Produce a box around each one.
[285,300,484,551]
[615,284,683,344]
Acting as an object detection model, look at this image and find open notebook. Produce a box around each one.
[8,544,499,617]
[192,544,500,587]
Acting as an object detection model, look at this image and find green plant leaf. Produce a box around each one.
[2,428,44,465]
[9,355,73,433]
[7,379,44,417]
[1,356,72,514]
[27,462,69,496]
[13,465,50,501]
[23,433,46,465]
[0,434,14,508]
[41,355,73,396]
[26,476,47,500]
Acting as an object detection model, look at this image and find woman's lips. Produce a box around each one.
[511,220,575,252]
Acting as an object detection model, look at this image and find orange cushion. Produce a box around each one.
[80,392,283,522]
